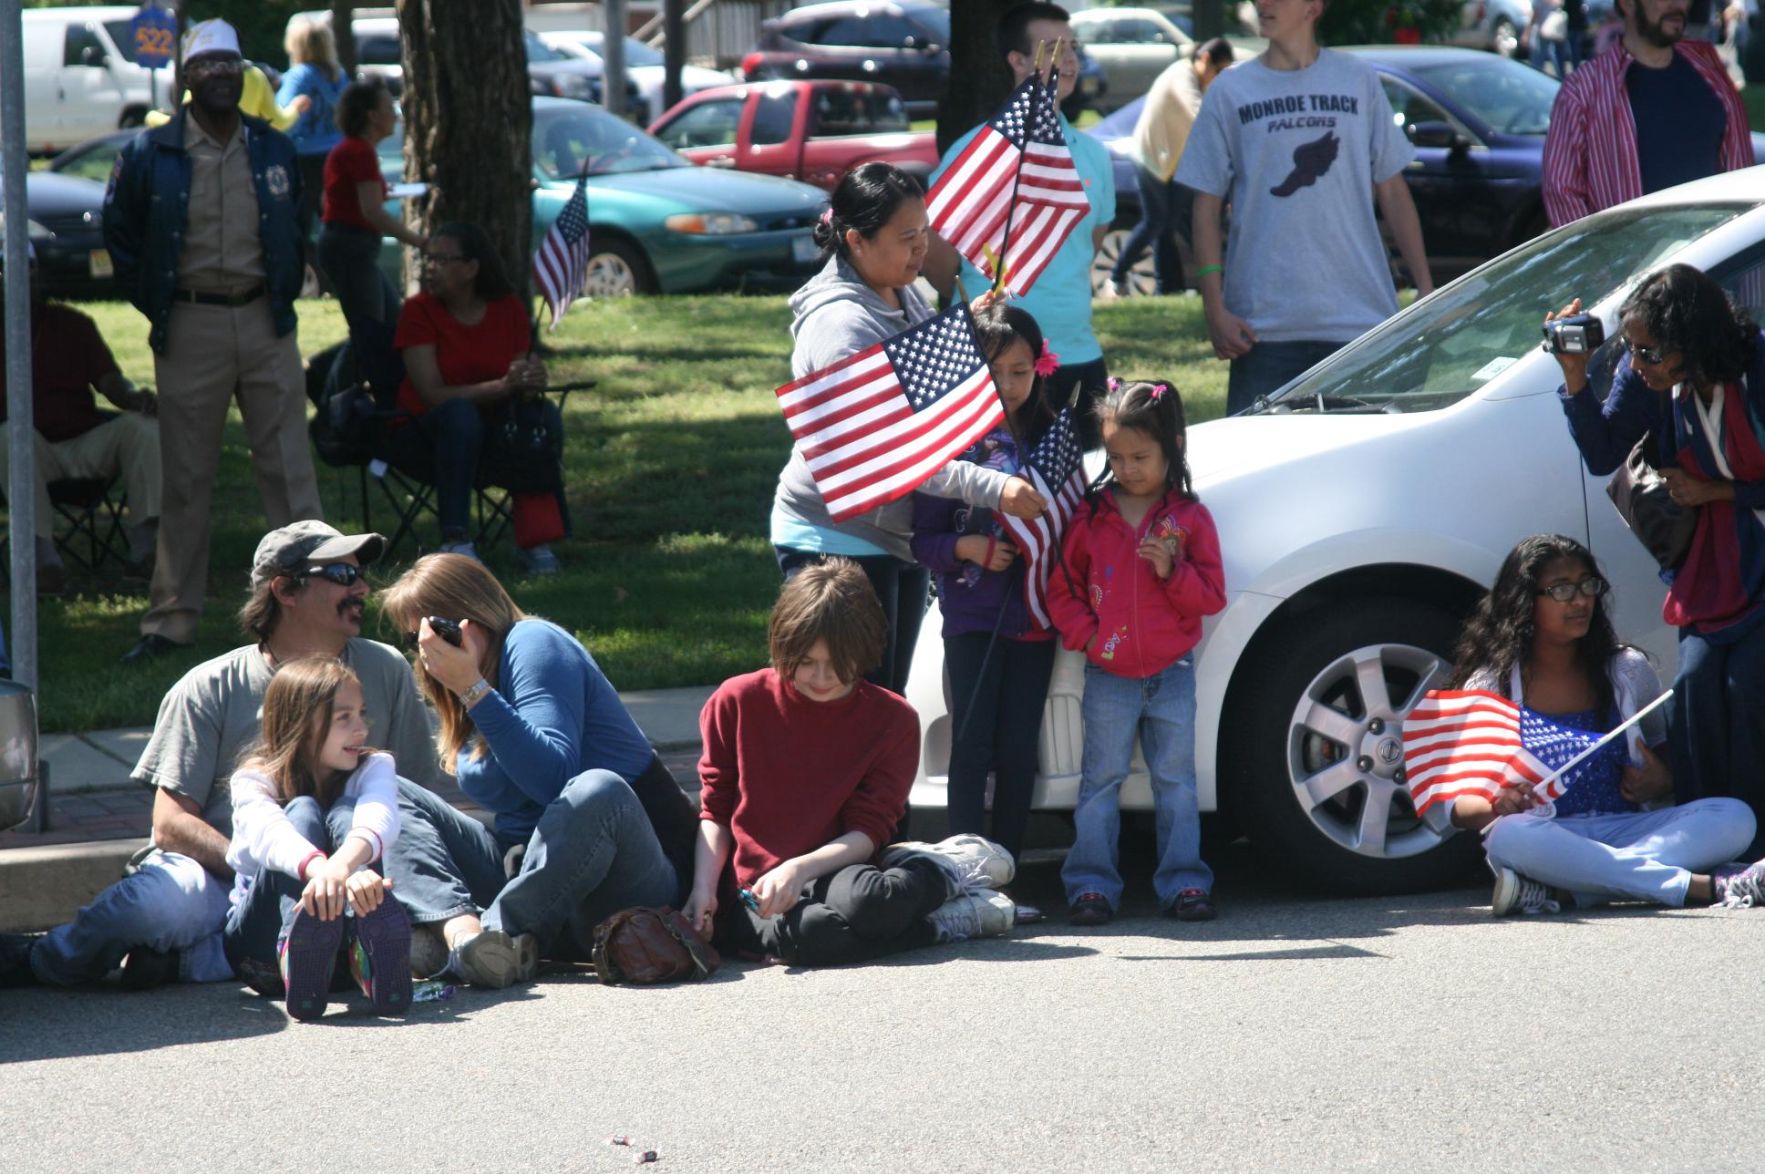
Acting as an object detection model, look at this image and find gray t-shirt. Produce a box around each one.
[1176,50,1413,343]
[131,638,442,837]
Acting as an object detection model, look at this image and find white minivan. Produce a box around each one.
[22,7,162,155]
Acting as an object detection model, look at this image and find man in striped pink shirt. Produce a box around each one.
[1541,0,1753,228]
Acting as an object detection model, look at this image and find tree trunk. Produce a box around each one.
[935,0,1017,156]
[331,0,357,75]
[397,0,533,296]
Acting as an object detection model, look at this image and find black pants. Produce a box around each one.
[719,857,949,967]
[1044,356,1110,450]
[945,633,1056,862]
[775,547,929,696]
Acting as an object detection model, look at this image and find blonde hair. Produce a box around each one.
[284,18,341,80]
[379,554,525,773]
[241,657,362,809]
[768,559,885,685]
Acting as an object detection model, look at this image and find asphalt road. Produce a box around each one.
[3,842,1762,1172]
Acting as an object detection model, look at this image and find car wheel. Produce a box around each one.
[583,238,655,298]
[1092,228,1156,298]
[119,106,148,129]
[1224,597,1480,895]
[1492,18,1521,56]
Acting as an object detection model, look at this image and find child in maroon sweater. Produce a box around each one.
[685,560,1016,965]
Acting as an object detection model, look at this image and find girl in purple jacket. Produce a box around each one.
[910,305,1060,890]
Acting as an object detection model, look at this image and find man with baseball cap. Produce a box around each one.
[0,522,442,989]
[104,18,323,664]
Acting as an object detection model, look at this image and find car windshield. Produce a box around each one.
[905,5,951,42]
[534,108,686,178]
[1410,58,1557,136]
[1253,205,1751,416]
[525,31,567,62]
[52,140,122,184]
[102,21,139,63]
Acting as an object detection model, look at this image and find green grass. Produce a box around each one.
[1745,84,1765,135]
[18,291,1226,733]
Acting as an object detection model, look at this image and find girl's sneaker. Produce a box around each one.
[1168,888,1217,922]
[349,899,413,1015]
[1490,866,1560,916]
[1712,859,1765,907]
[1068,892,1113,926]
[280,909,347,1021]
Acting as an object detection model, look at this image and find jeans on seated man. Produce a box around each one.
[0,521,441,989]
[0,251,162,597]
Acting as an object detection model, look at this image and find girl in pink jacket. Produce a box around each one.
[1048,379,1226,926]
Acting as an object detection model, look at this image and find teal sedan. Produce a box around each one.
[54,97,830,298]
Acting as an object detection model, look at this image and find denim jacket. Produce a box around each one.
[102,110,304,354]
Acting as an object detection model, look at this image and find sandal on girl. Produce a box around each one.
[280,908,347,1021]
[349,899,413,1015]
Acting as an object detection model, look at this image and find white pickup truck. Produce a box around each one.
[21,6,162,155]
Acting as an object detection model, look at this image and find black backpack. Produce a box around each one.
[306,341,390,468]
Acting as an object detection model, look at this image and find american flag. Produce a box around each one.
[1401,690,1604,819]
[926,74,1089,298]
[999,408,1087,629]
[533,175,591,329]
[775,304,1005,522]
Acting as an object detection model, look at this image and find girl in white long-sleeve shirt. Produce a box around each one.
[223,657,412,1020]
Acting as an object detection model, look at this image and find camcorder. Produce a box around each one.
[1542,313,1605,356]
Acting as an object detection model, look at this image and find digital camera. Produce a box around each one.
[1542,313,1605,356]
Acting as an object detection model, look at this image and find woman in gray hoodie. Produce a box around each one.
[772,163,1047,694]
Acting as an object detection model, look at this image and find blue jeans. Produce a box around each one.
[382,397,482,540]
[386,771,680,962]
[1669,622,1765,851]
[945,632,1056,862]
[29,849,233,985]
[221,795,372,974]
[1226,340,1344,415]
[1483,799,1755,907]
[1062,657,1210,909]
[317,223,403,397]
[1111,165,1192,294]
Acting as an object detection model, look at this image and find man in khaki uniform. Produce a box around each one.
[103,19,321,663]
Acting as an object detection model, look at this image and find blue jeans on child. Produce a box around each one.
[27,849,233,985]
[1063,657,1211,911]
[1483,798,1755,907]
[222,795,375,975]
[386,769,680,961]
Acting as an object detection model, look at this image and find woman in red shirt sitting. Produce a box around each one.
[318,76,424,397]
[388,222,565,575]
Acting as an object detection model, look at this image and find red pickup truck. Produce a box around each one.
[648,80,939,191]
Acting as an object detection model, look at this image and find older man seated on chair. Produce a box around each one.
[0,247,161,596]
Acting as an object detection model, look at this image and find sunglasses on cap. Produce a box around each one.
[1536,576,1608,603]
[298,562,366,588]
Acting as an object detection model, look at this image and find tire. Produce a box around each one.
[582,237,656,298]
[1224,596,1481,895]
[119,107,147,129]
[1091,227,1156,298]
[1492,18,1520,57]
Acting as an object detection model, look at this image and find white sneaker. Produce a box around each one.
[926,891,1016,943]
[409,924,449,980]
[448,929,539,988]
[1491,866,1560,916]
[881,834,1016,893]
[438,539,480,562]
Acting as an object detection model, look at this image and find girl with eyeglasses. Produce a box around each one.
[1445,534,1763,915]
[1547,263,1765,854]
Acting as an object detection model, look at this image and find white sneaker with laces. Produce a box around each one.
[926,891,1016,943]
[438,539,480,562]
[1713,859,1765,907]
[881,834,1015,893]
[1491,865,1560,916]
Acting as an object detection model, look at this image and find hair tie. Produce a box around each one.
[1148,383,1169,403]
[1106,376,1121,392]
[1033,340,1060,378]
[819,207,834,227]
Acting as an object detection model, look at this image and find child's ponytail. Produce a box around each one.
[1091,376,1195,501]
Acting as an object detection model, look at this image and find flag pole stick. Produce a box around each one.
[990,38,1057,297]
[1530,688,1675,794]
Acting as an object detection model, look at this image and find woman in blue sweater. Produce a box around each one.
[377,554,695,988]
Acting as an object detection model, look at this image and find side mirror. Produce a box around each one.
[80,45,108,67]
[1408,120,1471,155]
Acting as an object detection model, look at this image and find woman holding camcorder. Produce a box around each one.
[1547,263,1765,849]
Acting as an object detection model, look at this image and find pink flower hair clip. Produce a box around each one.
[818,207,834,226]
[1034,340,1060,378]
[1148,382,1170,403]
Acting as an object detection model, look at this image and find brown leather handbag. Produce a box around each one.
[1606,424,1696,572]
[590,907,721,985]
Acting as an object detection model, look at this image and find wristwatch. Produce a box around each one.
[461,678,493,709]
